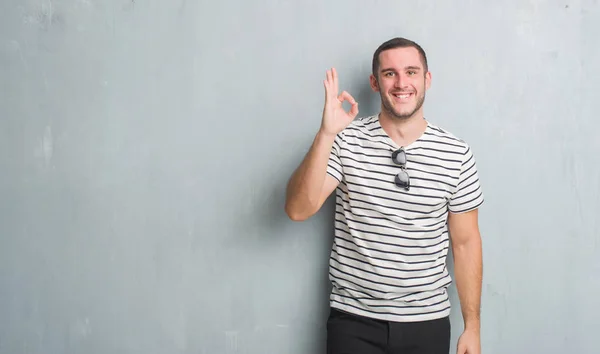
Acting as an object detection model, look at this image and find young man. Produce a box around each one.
[285,37,484,354]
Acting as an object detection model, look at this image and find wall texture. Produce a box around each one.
[1,0,599,353]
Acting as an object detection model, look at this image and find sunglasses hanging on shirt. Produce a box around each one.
[391,147,410,191]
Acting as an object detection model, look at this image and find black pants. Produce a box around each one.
[326,308,451,354]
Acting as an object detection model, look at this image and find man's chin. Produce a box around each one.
[382,100,419,120]
[391,109,415,120]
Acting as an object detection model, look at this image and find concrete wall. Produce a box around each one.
[1,0,599,353]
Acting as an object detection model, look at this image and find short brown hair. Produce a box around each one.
[372,37,429,77]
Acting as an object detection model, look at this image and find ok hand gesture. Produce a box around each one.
[320,68,359,137]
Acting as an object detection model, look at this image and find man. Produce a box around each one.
[284,37,484,354]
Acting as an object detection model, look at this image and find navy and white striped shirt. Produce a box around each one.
[326,114,484,322]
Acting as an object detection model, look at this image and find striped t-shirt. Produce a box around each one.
[326,114,484,323]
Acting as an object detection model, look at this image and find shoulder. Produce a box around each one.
[425,121,472,154]
[338,115,379,139]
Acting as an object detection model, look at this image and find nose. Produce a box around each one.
[393,73,405,88]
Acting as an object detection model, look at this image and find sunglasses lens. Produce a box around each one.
[396,171,408,183]
[395,171,410,188]
[392,149,406,165]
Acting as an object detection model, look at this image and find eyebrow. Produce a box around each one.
[381,66,422,72]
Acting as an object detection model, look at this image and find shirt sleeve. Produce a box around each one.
[326,132,343,182]
[448,145,484,213]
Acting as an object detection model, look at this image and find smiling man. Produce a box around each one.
[285,37,484,354]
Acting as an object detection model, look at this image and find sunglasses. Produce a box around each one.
[392,148,410,191]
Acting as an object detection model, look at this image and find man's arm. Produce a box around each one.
[284,67,358,221]
[448,208,482,332]
[284,131,340,221]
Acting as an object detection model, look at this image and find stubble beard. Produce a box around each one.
[381,91,425,121]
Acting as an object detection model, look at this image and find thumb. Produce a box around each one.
[456,342,468,354]
[349,100,359,118]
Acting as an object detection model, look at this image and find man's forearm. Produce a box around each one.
[452,235,483,331]
[284,130,336,220]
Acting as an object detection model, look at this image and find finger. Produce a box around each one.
[338,91,356,105]
[324,69,332,98]
[332,67,339,94]
[337,91,359,118]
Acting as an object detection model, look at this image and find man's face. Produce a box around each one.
[370,47,431,120]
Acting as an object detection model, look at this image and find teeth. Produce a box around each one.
[395,94,411,98]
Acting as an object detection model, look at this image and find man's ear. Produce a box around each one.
[369,74,379,92]
[425,71,432,90]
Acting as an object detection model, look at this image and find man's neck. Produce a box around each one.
[379,109,428,147]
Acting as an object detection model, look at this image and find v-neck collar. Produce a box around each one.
[370,113,431,150]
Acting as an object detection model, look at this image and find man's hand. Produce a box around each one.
[320,68,359,137]
[457,328,480,354]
